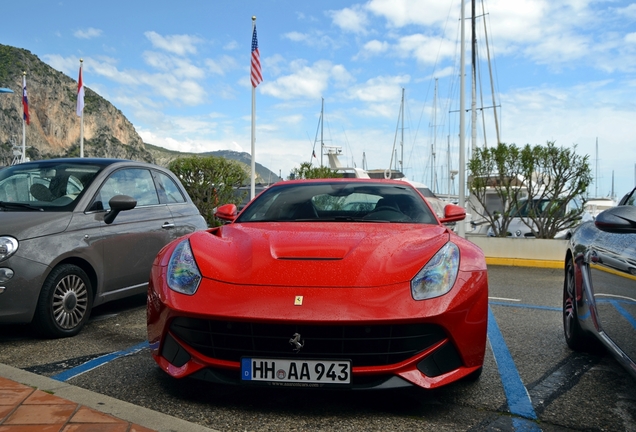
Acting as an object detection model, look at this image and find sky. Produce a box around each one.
[3,0,636,198]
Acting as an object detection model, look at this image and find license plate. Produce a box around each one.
[241,358,351,386]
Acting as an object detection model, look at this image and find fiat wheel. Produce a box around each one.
[33,264,94,338]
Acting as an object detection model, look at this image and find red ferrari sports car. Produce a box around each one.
[147,179,488,390]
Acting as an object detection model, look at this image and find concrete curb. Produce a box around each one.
[486,257,563,269]
[0,363,218,432]
[468,235,567,269]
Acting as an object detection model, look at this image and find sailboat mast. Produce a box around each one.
[481,0,500,145]
[432,79,438,192]
[595,137,598,197]
[320,97,324,167]
[400,88,404,174]
[458,0,467,237]
[471,0,477,152]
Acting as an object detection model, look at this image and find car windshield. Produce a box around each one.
[0,162,103,211]
[236,182,438,224]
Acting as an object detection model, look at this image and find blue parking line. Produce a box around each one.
[487,306,540,428]
[50,341,149,382]
[609,300,636,330]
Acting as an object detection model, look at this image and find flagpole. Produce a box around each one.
[22,72,26,164]
[250,16,257,200]
[79,59,84,158]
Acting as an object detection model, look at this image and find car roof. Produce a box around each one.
[15,158,133,167]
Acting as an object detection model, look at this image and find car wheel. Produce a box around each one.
[32,264,93,338]
[563,258,590,351]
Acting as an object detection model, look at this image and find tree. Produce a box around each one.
[168,156,248,226]
[467,142,526,237]
[518,142,591,239]
[289,162,342,180]
[468,141,592,239]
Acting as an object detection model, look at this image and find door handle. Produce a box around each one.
[162,222,175,229]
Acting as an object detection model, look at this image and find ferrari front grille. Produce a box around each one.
[169,318,446,367]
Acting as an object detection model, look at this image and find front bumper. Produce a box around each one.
[0,255,49,323]
[147,266,488,390]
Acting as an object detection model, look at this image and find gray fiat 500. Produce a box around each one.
[0,158,207,337]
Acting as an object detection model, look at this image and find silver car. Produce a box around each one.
[563,186,636,380]
[0,158,207,337]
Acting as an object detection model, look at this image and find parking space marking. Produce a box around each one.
[489,301,560,312]
[487,306,540,428]
[51,341,149,382]
[489,296,521,302]
[608,300,636,329]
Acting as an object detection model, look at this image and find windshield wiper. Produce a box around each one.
[0,201,44,211]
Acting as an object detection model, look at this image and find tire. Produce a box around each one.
[32,264,93,338]
[563,258,591,351]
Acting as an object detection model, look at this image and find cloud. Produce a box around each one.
[144,31,202,56]
[138,128,244,154]
[395,34,456,64]
[259,60,353,100]
[354,40,390,59]
[45,53,206,106]
[327,5,369,34]
[143,51,206,79]
[365,0,453,27]
[205,55,239,76]
[345,74,411,103]
[139,73,207,105]
[355,33,455,65]
[282,31,338,49]
[74,27,102,39]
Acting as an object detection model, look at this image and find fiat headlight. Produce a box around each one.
[167,239,201,295]
[411,242,459,300]
[0,237,18,262]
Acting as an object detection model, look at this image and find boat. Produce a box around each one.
[583,197,617,220]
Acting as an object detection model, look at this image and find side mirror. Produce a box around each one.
[216,203,238,222]
[440,204,466,223]
[595,205,636,234]
[104,195,137,225]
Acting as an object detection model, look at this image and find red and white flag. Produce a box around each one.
[22,75,30,125]
[76,63,85,117]
[250,26,262,87]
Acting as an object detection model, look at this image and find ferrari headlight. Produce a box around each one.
[411,242,459,300]
[167,239,201,295]
[0,237,18,262]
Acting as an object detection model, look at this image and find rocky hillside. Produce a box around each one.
[0,44,152,164]
[0,44,280,183]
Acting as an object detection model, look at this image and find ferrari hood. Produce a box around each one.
[0,211,72,241]
[188,222,450,287]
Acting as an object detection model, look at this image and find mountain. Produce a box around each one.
[0,45,151,163]
[145,145,282,184]
[0,44,281,183]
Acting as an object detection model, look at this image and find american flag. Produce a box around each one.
[22,75,30,125]
[250,26,262,87]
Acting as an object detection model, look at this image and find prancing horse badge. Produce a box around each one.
[294,295,303,305]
